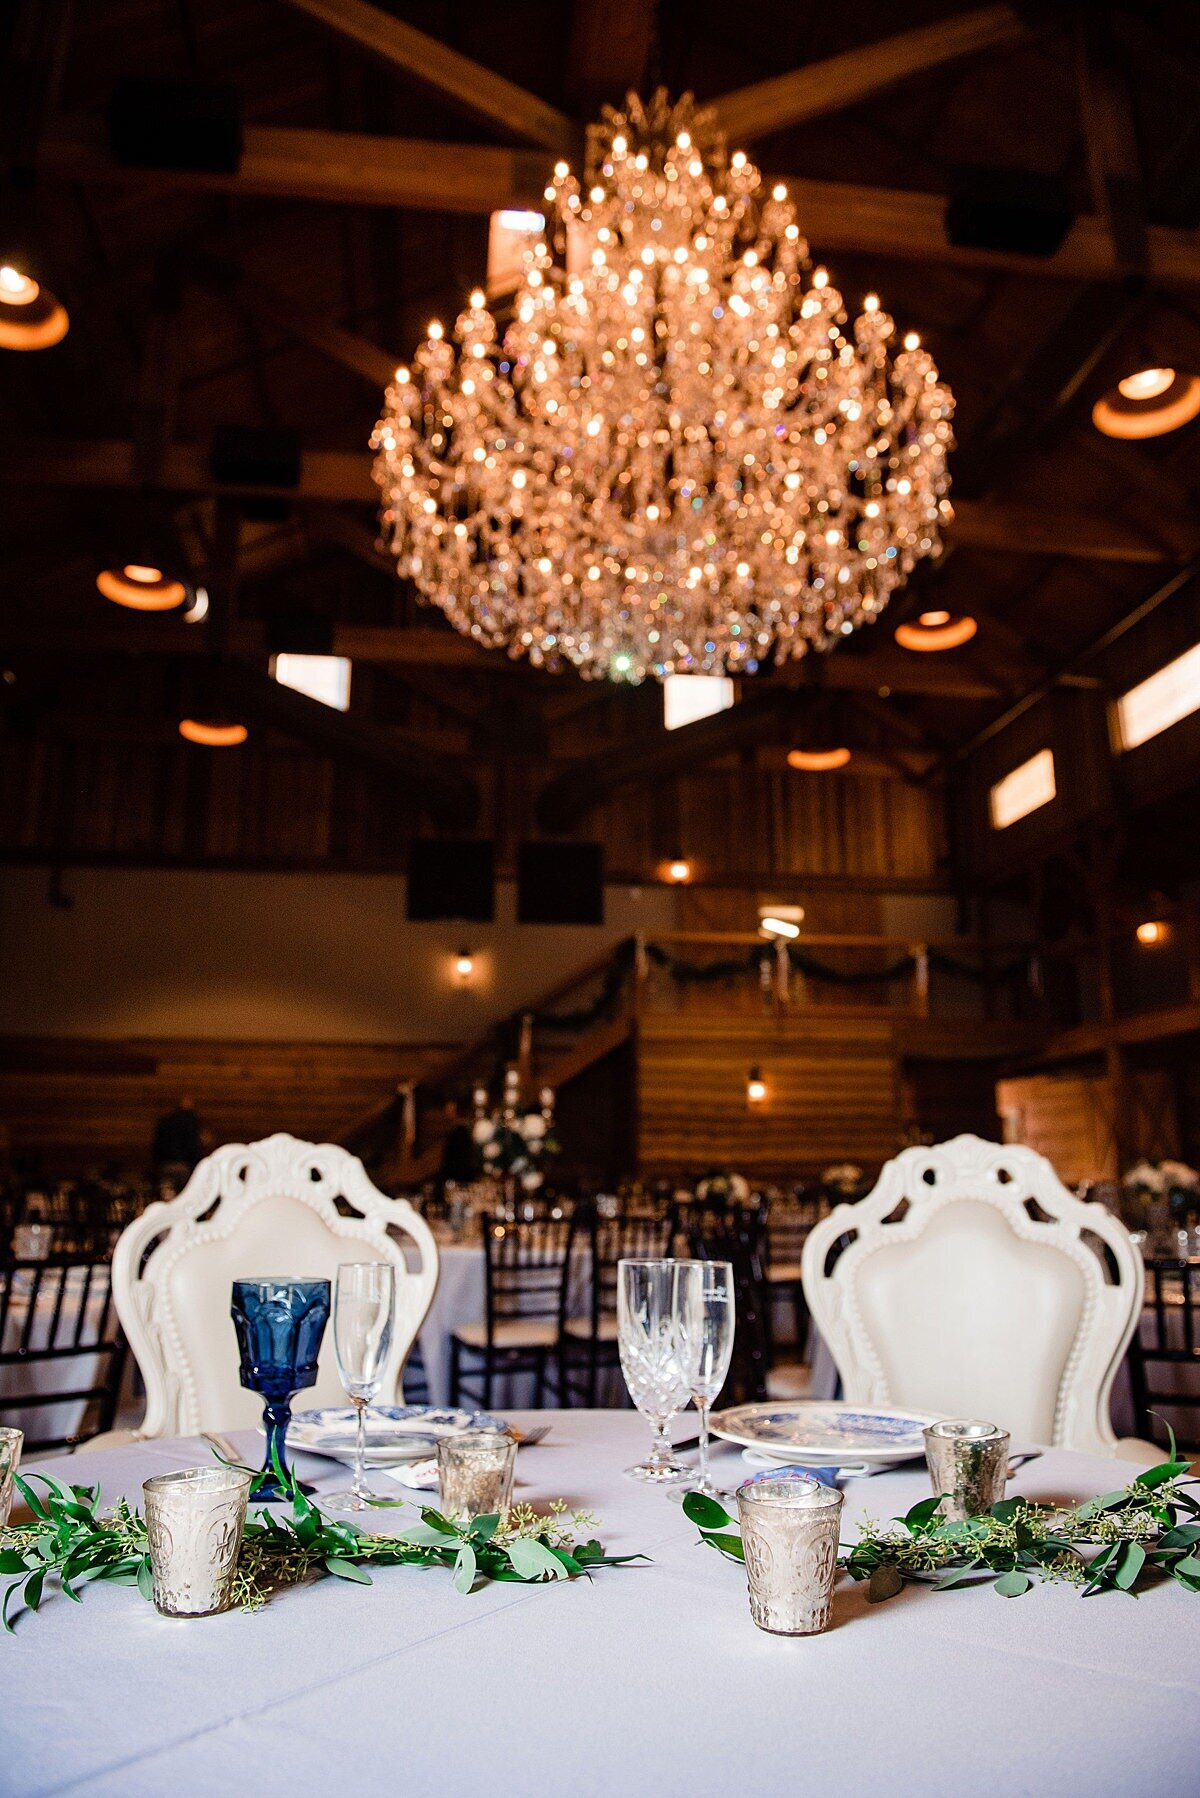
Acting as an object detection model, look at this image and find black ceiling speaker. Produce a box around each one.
[210,425,301,491]
[517,842,604,926]
[945,168,1075,258]
[264,607,334,657]
[107,79,243,175]
[407,840,495,923]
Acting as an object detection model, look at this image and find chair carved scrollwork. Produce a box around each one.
[801,1135,1143,1455]
[112,1134,439,1439]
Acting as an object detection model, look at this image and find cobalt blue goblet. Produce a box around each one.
[230,1277,331,1500]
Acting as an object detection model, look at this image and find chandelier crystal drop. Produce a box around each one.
[372,90,955,682]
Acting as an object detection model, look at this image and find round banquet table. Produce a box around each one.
[5,1416,1200,1796]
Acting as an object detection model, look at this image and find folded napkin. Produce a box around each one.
[738,1462,843,1490]
[380,1457,440,1492]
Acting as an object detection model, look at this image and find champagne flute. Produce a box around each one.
[672,1259,735,1497]
[617,1259,690,1483]
[322,1262,396,1514]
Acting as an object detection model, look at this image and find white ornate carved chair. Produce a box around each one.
[801,1134,1155,1461]
[98,1134,439,1442]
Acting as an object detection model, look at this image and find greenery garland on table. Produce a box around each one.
[0,1458,645,1631]
[684,1436,1200,1602]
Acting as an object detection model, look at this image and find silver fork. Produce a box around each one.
[509,1425,552,1448]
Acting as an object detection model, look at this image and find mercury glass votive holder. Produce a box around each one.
[0,1427,23,1528]
[142,1466,253,1618]
[924,1419,1010,1522]
[735,1474,844,1636]
[437,1429,517,1520]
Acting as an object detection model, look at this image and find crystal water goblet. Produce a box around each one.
[230,1277,331,1500]
[672,1259,735,1497]
[617,1259,690,1483]
[322,1262,396,1514]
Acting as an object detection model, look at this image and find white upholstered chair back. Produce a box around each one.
[801,1134,1142,1453]
[112,1133,439,1438]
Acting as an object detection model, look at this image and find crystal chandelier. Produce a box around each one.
[372,91,954,683]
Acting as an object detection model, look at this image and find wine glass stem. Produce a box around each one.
[697,1400,710,1490]
[263,1395,292,1485]
[352,1395,368,1503]
[650,1417,673,1470]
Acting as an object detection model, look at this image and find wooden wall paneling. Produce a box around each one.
[636,1012,904,1176]
[996,1066,1180,1184]
[0,1035,463,1176]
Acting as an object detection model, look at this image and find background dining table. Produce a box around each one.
[4,1411,1198,1796]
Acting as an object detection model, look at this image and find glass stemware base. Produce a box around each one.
[625,1456,687,1484]
[319,1485,377,1514]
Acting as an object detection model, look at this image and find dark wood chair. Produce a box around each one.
[0,1257,128,1452]
[671,1199,770,1405]
[1128,1255,1200,1448]
[765,1187,828,1349]
[449,1214,572,1410]
[557,1204,673,1407]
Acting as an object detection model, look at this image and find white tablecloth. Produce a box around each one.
[4,1414,1199,1796]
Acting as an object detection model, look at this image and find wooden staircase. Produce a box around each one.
[345,942,640,1184]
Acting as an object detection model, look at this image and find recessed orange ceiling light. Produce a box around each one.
[1136,920,1167,946]
[787,746,852,772]
[665,856,692,883]
[895,614,978,652]
[179,718,248,747]
[96,563,189,611]
[0,263,69,350]
[1092,367,1200,439]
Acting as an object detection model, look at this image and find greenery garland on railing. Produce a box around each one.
[684,1436,1200,1602]
[0,1457,646,1631]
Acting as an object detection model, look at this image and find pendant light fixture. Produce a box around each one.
[179,717,248,747]
[0,262,69,351]
[1092,366,1200,440]
[96,563,189,611]
[894,609,977,651]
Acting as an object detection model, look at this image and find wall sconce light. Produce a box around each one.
[1136,920,1167,946]
[454,947,476,981]
[746,1065,767,1104]
[666,855,692,884]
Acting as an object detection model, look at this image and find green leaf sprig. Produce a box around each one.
[684,1431,1200,1604]
[0,1453,646,1631]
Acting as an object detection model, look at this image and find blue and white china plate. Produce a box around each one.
[278,1404,507,1468]
[710,1402,941,1467]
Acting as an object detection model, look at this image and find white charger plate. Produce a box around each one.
[710,1401,941,1467]
[274,1404,507,1468]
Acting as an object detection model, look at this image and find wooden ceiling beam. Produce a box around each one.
[274,0,577,154]
[41,118,550,216]
[709,6,1028,143]
[6,440,1195,565]
[1076,7,1147,274]
[190,257,399,389]
[40,118,1200,285]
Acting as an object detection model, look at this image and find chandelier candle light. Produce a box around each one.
[373,91,954,684]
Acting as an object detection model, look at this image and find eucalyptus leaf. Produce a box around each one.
[453,1544,477,1594]
[994,1570,1031,1597]
[698,1531,745,1562]
[1115,1542,1146,1591]
[867,1564,904,1603]
[324,1556,373,1585]
[506,1537,568,1581]
[136,1558,155,1602]
[682,1492,734,1531]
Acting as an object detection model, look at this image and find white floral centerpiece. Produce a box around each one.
[470,1066,559,1193]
